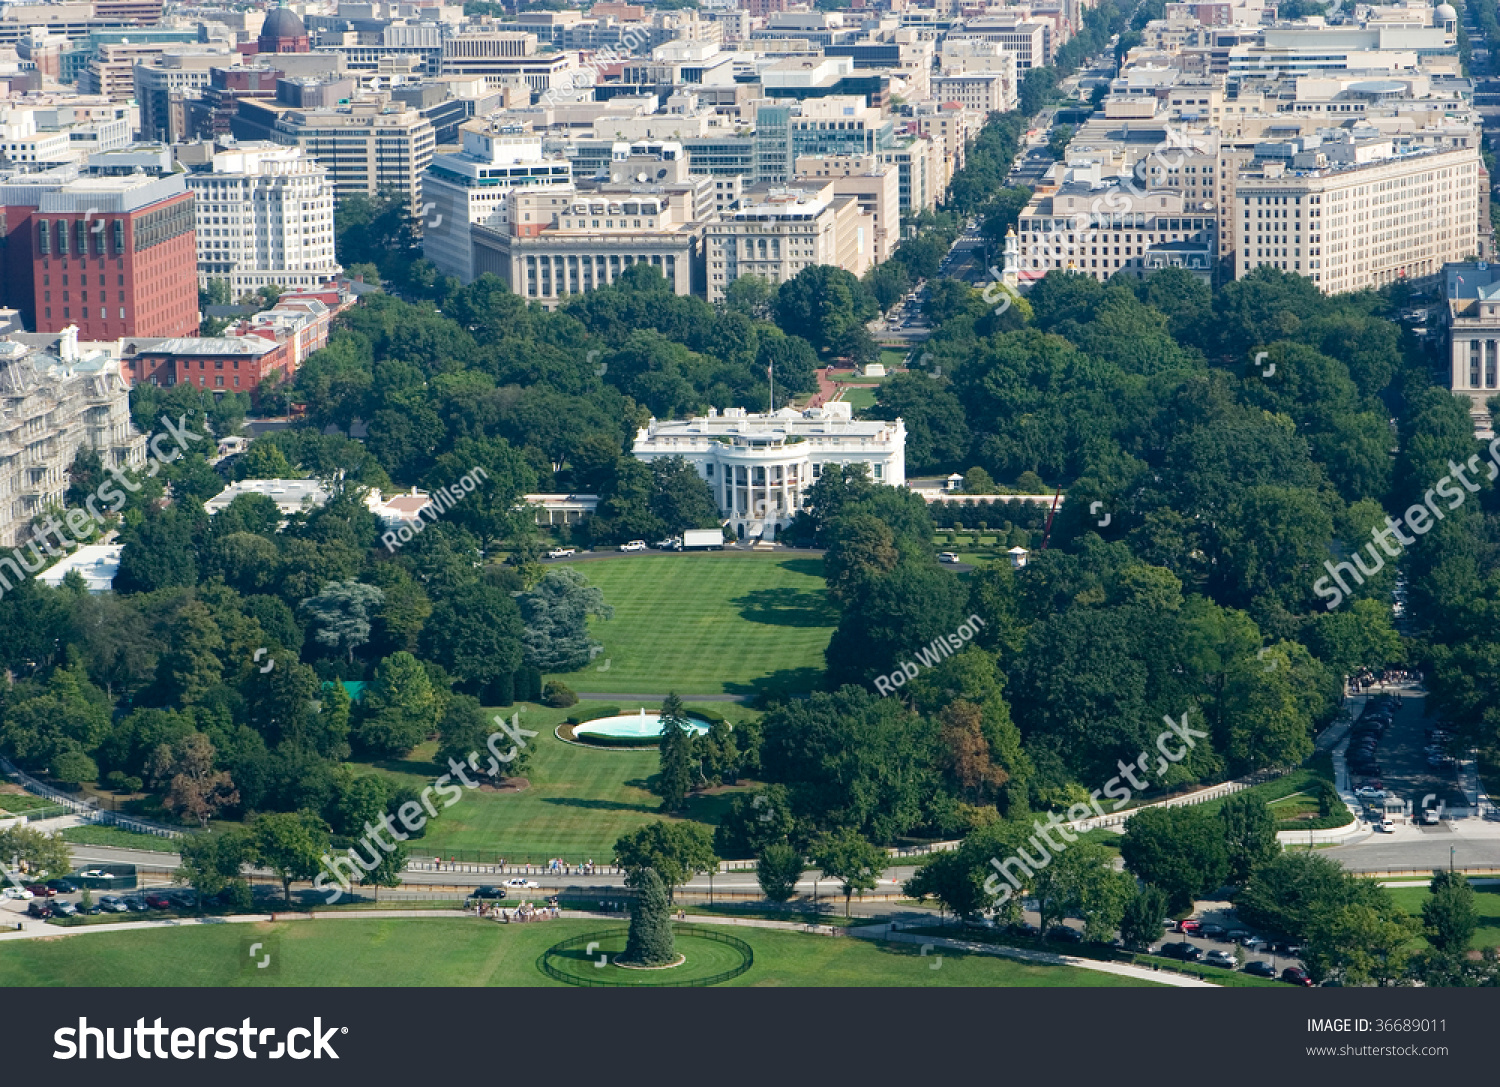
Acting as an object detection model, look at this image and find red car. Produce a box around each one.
[1282,967,1314,987]
[144,892,173,910]
[1177,919,1202,934]
[23,883,55,898]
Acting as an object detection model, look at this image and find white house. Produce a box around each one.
[631,403,906,541]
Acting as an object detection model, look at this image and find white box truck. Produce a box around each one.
[682,529,724,550]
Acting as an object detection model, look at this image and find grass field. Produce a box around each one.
[61,825,184,853]
[356,702,756,860]
[0,791,59,815]
[0,918,1161,987]
[842,386,878,414]
[1384,884,1500,950]
[552,553,836,698]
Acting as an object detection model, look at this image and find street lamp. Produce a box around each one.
[1450,845,1455,873]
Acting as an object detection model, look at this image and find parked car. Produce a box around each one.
[1159,941,1203,962]
[1421,807,1443,825]
[26,900,51,919]
[938,552,960,564]
[1,886,33,900]
[1355,786,1387,800]
[45,879,77,895]
[1047,925,1082,943]
[23,883,54,898]
[1241,935,1267,951]
[123,896,148,912]
[503,878,540,890]
[546,548,576,559]
[1177,919,1202,934]
[1243,960,1277,978]
[98,895,127,913]
[619,540,647,552]
[468,886,508,901]
[144,892,172,910]
[52,900,78,918]
[1199,924,1227,940]
[1204,949,1236,967]
[77,869,111,880]
[1225,930,1250,944]
[653,538,681,550]
[169,890,198,909]
[1282,967,1314,986]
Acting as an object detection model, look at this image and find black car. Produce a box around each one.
[1243,961,1277,978]
[26,900,52,918]
[1199,924,1228,940]
[468,886,508,901]
[52,900,78,918]
[1159,941,1203,962]
[45,879,78,895]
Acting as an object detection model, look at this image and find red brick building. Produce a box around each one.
[31,174,198,339]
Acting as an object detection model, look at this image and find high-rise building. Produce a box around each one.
[185,143,339,295]
[257,96,436,211]
[1234,138,1479,293]
[421,124,573,283]
[27,161,198,340]
[704,180,875,302]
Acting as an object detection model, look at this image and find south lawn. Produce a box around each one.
[359,702,757,860]
[0,918,1161,987]
[551,553,836,698]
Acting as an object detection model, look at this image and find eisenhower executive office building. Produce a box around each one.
[632,402,907,542]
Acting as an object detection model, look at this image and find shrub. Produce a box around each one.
[566,705,622,725]
[542,681,578,708]
[105,770,128,792]
[125,776,144,793]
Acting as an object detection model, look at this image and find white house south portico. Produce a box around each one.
[632,404,907,541]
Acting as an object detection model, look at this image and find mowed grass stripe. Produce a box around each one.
[553,554,835,697]
[0,919,1162,987]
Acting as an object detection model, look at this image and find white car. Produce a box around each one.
[939,552,960,564]
[1354,786,1386,800]
[504,878,541,889]
[1204,949,1236,968]
[2,886,34,900]
[620,540,647,552]
[1240,935,1267,951]
[1375,817,1396,833]
[546,548,576,559]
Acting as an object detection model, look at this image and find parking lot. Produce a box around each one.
[1357,688,1465,821]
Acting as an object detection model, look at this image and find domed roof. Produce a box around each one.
[260,6,307,41]
[1437,3,1457,18]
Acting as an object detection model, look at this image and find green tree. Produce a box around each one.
[613,821,717,900]
[1118,807,1229,915]
[250,810,329,904]
[756,842,804,903]
[1305,903,1419,986]
[655,693,695,812]
[355,651,439,757]
[620,866,676,966]
[300,580,385,663]
[1236,851,1387,942]
[0,825,72,878]
[421,583,524,698]
[1032,838,1133,942]
[1217,793,1279,885]
[176,828,252,904]
[517,567,613,672]
[1119,884,1168,952]
[1423,869,1479,954]
[811,828,886,917]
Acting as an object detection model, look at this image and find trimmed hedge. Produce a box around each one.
[566,705,621,726]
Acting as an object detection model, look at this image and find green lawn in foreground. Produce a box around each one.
[357,702,756,860]
[554,553,835,697]
[0,919,1160,987]
[842,386,878,413]
[1384,884,1500,950]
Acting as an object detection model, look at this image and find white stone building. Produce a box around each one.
[186,143,340,295]
[631,404,906,541]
